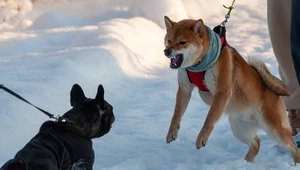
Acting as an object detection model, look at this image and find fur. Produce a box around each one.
[247,57,289,96]
[163,16,300,165]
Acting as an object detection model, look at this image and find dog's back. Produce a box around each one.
[1,121,93,170]
[1,159,25,170]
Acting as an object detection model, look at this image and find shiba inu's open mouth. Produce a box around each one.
[170,54,183,69]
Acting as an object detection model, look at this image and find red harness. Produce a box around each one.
[186,70,209,91]
[186,29,229,91]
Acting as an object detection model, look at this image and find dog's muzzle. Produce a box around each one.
[93,112,115,138]
[164,48,172,57]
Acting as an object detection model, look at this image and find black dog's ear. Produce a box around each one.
[70,84,86,106]
[95,84,105,109]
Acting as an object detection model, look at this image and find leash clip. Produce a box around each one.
[55,115,67,123]
[221,0,236,26]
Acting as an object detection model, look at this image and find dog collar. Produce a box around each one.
[186,26,221,72]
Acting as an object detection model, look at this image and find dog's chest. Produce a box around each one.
[203,68,217,94]
[71,155,94,170]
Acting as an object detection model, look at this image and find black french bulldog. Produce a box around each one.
[0,84,115,170]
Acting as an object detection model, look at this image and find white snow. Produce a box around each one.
[0,0,298,169]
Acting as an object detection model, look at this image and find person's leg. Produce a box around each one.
[267,0,300,135]
[289,0,300,136]
[291,0,300,85]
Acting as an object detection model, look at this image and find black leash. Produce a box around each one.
[0,84,82,126]
[0,84,57,120]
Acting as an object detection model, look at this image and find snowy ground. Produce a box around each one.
[0,0,299,169]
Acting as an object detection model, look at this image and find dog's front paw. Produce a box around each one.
[196,131,209,149]
[166,123,180,143]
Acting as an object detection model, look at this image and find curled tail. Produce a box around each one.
[248,57,289,96]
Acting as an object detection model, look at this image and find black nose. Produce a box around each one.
[164,48,172,56]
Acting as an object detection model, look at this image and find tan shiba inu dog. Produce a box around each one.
[163,16,300,165]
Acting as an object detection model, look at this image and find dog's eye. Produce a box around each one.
[179,41,186,45]
[168,40,171,43]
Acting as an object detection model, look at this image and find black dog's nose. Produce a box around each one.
[164,48,172,56]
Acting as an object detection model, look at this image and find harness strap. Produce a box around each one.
[186,70,209,91]
[213,25,229,49]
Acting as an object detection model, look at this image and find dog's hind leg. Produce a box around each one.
[229,114,260,162]
[260,97,300,165]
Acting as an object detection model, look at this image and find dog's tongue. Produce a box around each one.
[171,55,180,65]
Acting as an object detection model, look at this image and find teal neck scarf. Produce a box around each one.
[186,27,221,72]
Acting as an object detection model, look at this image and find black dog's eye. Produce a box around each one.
[179,41,186,45]
[168,40,171,43]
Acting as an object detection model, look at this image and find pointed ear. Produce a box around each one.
[70,84,86,106]
[164,16,175,30]
[95,84,105,109]
[194,19,204,35]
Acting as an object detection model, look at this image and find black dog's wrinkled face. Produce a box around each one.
[65,84,115,139]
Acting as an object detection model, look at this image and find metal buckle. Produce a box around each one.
[56,115,66,123]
